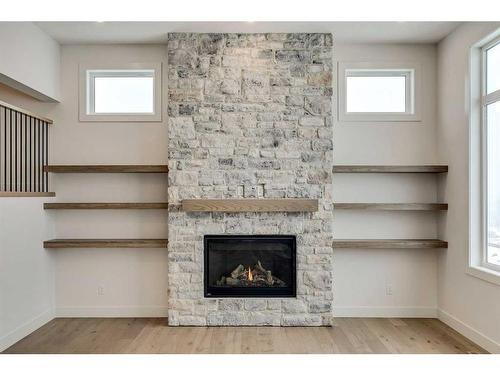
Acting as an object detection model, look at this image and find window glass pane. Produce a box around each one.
[487,100,500,267]
[486,42,500,94]
[346,75,406,113]
[93,75,154,114]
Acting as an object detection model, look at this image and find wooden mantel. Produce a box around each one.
[181,199,318,212]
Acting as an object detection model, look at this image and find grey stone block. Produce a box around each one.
[281,314,322,326]
[282,299,308,313]
[244,300,268,311]
[167,33,333,327]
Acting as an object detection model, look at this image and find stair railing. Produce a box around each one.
[0,100,51,193]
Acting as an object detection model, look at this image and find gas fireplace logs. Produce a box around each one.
[217,261,286,287]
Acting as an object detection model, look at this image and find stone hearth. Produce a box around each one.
[167,33,333,326]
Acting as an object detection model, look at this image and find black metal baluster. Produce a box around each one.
[3,107,6,191]
[19,114,22,192]
[34,118,37,192]
[9,109,12,191]
[32,116,35,193]
[14,111,18,191]
[24,114,27,192]
[29,116,32,192]
[45,121,48,192]
[0,108,7,191]
[37,119,39,191]
[41,120,45,192]
[32,117,35,192]
[37,119,41,192]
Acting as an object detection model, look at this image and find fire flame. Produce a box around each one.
[248,267,253,281]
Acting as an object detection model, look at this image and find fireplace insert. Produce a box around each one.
[204,235,296,298]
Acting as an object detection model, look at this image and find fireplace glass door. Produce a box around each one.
[204,235,296,298]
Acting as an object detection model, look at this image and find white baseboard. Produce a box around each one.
[0,308,55,352]
[333,306,438,318]
[438,309,500,354]
[55,305,168,318]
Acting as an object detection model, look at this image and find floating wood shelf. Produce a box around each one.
[43,239,168,248]
[182,198,318,212]
[44,165,169,173]
[334,203,448,211]
[44,202,168,210]
[332,165,448,173]
[0,192,56,197]
[333,239,448,249]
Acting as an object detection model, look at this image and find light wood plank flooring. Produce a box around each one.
[2,318,487,354]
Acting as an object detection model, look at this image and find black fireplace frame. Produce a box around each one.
[204,235,297,298]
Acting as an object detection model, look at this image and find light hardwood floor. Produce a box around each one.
[3,318,487,354]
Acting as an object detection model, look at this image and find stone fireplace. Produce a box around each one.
[167,33,333,326]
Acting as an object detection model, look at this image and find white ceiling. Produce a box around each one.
[35,22,461,45]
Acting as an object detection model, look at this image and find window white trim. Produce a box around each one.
[468,28,500,286]
[79,62,162,122]
[86,69,155,115]
[481,35,500,273]
[338,61,422,122]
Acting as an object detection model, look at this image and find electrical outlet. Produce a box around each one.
[98,286,105,296]
[385,283,393,296]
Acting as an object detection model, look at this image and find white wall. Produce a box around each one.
[51,42,441,320]
[437,22,500,353]
[0,22,61,102]
[0,198,55,351]
[3,35,482,345]
[53,43,440,319]
[51,45,168,317]
[0,84,56,351]
[333,43,441,317]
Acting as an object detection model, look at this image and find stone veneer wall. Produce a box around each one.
[167,33,333,326]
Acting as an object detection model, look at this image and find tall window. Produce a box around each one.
[483,36,500,270]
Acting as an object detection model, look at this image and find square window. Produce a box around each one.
[79,63,162,122]
[92,73,154,114]
[346,75,407,113]
[338,62,421,122]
